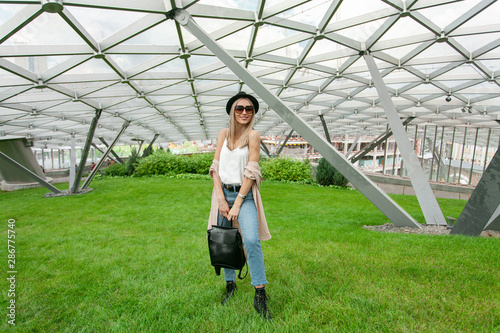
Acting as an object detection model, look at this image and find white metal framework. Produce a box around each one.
[0,0,499,150]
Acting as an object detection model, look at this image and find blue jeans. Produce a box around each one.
[220,187,268,286]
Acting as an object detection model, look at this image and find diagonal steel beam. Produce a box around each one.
[142,133,159,157]
[81,121,130,190]
[174,9,420,228]
[277,0,342,100]
[364,53,446,226]
[0,86,33,103]
[444,0,496,34]
[446,38,470,59]
[410,11,442,35]
[401,40,434,64]
[0,151,61,194]
[381,0,404,10]
[60,6,99,52]
[318,114,332,145]
[451,148,500,236]
[366,15,399,50]
[0,5,43,44]
[91,143,119,164]
[261,0,310,19]
[0,58,38,83]
[41,55,92,82]
[472,36,500,59]
[276,129,294,156]
[484,204,500,231]
[72,109,102,193]
[345,133,362,159]
[98,137,124,164]
[245,0,266,61]
[101,13,169,51]
[260,141,272,158]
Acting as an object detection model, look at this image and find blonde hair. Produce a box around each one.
[226,98,255,150]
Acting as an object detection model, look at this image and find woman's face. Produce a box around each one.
[233,98,254,126]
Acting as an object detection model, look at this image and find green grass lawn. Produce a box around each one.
[1,177,498,332]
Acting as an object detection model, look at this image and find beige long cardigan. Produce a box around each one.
[208,159,271,241]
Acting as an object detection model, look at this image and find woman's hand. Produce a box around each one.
[227,202,241,221]
[218,198,230,218]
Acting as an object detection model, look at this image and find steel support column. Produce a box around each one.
[469,128,479,185]
[400,122,409,176]
[430,126,438,180]
[260,141,272,158]
[364,54,446,226]
[142,133,160,158]
[451,148,500,236]
[447,127,456,183]
[421,125,427,167]
[91,143,119,164]
[0,151,61,194]
[277,129,294,156]
[275,133,284,150]
[91,142,104,155]
[484,204,500,231]
[319,114,332,144]
[436,127,445,182]
[174,9,420,228]
[137,140,144,155]
[69,135,76,189]
[98,137,124,164]
[41,148,45,170]
[413,125,419,173]
[458,127,467,183]
[81,121,130,190]
[392,141,398,176]
[383,127,389,175]
[345,133,361,159]
[350,117,414,164]
[72,109,102,193]
[483,128,492,173]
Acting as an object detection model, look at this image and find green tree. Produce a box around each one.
[316,157,349,187]
[125,148,139,176]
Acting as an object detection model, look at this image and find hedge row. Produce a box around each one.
[100,150,348,188]
[100,150,214,177]
[260,156,313,183]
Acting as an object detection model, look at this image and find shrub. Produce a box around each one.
[260,156,313,182]
[316,157,349,187]
[125,148,139,176]
[183,153,214,174]
[101,163,127,177]
[133,150,214,176]
[134,150,185,176]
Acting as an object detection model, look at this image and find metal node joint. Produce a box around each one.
[41,0,63,13]
[173,9,190,26]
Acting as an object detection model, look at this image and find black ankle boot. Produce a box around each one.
[222,281,237,305]
[254,287,272,319]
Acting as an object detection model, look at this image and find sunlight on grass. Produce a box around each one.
[1,177,498,332]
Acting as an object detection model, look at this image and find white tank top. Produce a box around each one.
[219,139,249,185]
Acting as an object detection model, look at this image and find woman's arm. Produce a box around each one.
[213,128,230,218]
[227,130,260,221]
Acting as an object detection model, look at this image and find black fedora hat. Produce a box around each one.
[226,91,259,115]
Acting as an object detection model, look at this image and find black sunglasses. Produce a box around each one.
[234,105,254,114]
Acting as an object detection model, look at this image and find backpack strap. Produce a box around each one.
[237,262,248,280]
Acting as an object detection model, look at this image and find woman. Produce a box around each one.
[208,91,272,319]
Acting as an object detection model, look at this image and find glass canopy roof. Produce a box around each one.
[0,0,499,149]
